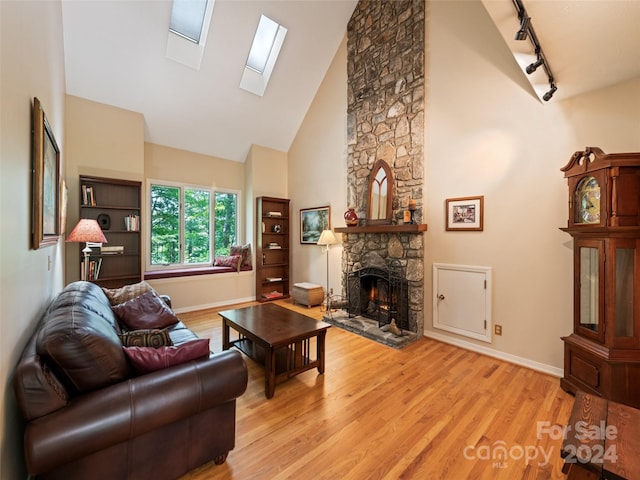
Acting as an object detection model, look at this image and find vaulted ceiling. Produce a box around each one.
[61,0,640,163]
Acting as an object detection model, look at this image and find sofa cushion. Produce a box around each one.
[118,329,173,348]
[122,339,210,374]
[36,282,129,394]
[112,291,180,330]
[102,281,154,306]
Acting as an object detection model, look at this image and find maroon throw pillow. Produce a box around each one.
[122,339,210,374]
[112,291,179,330]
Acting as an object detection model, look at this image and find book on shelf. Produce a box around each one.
[81,185,96,206]
[268,242,281,249]
[267,211,282,217]
[124,214,139,232]
[265,277,283,282]
[101,245,124,254]
[262,291,284,300]
[82,258,102,281]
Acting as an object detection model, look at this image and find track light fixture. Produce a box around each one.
[514,15,530,41]
[526,57,544,74]
[512,0,558,101]
[543,83,557,102]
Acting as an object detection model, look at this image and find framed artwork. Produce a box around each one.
[32,97,61,249]
[300,205,330,244]
[446,196,484,231]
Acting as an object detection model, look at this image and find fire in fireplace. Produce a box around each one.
[347,261,409,332]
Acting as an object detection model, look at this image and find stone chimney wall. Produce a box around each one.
[346,0,425,221]
[341,0,426,335]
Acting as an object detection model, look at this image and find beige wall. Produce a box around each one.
[64,95,145,283]
[424,0,640,373]
[288,36,349,293]
[1,1,67,478]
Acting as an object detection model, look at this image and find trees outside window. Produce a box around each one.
[150,183,238,267]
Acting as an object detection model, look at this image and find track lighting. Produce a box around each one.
[514,15,530,41]
[513,0,558,101]
[526,57,544,74]
[543,83,557,102]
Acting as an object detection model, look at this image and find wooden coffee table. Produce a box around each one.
[219,303,331,399]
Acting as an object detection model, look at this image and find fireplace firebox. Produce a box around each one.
[347,261,409,332]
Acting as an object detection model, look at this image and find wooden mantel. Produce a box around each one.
[335,224,427,234]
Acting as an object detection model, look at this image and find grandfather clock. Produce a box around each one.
[560,146,640,408]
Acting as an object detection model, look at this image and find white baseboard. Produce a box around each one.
[173,296,255,314]
[424,330,564,378]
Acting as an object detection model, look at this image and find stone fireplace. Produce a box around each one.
[329,0,425,342]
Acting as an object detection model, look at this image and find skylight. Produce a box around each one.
[166,0,215,70]
[169,0,208,44]
[240,15,287,96]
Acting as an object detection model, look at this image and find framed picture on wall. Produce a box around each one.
[446,196,484,231]
[300,206,330,244]
[32,97,61,249]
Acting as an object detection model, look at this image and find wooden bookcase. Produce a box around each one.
[256,196,290,302]
[79,175,142,288]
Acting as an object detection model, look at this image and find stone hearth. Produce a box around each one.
[323,311,419,349]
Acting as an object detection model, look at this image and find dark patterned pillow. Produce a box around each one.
[119,329,173,348]
[102,281,154,306]
[112,290,180,330]
[230,243,252,268]
[214,254,241,271]
[122,339,210,374]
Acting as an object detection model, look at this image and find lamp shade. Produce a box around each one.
[66,219,108,244]
[317,229,337,246]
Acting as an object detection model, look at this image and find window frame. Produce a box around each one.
[145,179,241,273]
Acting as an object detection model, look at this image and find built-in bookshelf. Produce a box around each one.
[256,196,290,302]
[79,175,141,288]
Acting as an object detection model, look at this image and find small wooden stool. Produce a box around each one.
[292,282,324,308]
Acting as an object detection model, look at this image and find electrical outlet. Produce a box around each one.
[494,324,502,336]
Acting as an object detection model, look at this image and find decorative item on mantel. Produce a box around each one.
[407,199,417,225]
[344,207,358,227]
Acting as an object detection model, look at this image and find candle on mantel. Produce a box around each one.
[408,199,417,211]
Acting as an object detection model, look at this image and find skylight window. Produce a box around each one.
[169,0,208,44]
[240,15,287,96]
[166,0,215,70]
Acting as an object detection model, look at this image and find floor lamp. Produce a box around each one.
[67,219,108,281]
[317,229,337,312]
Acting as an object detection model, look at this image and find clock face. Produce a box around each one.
[575,176,601,224]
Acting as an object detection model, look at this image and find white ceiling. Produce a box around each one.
[61,0,357,162]
[61,0,640,163]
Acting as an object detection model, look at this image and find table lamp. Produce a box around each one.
[317,229,337,311]
[66,219,107,281]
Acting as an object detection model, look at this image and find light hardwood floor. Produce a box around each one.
[179,299,575,480]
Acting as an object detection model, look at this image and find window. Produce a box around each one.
[169,0,208,44]
[240,15,287,96]
[149,182,238,269]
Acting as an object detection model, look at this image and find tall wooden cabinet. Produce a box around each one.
[256,196,290,302]
[79,175,142,288]
[560,147,640,408]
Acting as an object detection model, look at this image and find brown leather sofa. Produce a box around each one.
[13,281,248,480]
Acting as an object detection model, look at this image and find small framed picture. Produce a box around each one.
[300,206,330,244]
[446,196,484,231]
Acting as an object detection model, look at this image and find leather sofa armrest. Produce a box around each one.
[23,349,247,476]
[159,294,172,309]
